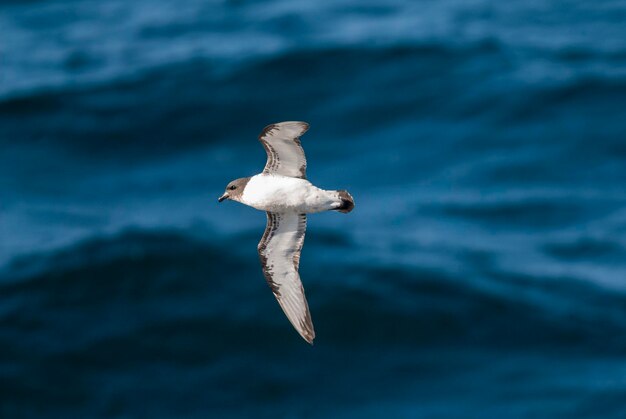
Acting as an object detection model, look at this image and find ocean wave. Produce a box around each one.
[2,43,626,163]
[2,228,626,417]
[3,0,625,103]
[3,228,625,352]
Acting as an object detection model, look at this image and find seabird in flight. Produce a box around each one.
[218,121,354,344]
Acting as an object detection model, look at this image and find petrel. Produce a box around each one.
[218,121,354,344]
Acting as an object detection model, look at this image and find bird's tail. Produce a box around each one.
[334,190,355,213]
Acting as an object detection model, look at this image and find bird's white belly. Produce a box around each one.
[241,174,337,213]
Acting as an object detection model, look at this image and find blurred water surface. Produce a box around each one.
[1,0,626,417]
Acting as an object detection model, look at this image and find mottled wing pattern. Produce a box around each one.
[258,211,315,344]
[258,121,309,179]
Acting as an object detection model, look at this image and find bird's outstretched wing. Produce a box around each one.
[258,211,315,344]
[258,121,309,179]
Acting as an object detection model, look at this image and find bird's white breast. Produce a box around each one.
[241,174,336,213]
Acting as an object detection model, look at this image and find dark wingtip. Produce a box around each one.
[303,332,315,345]
[259,121,310,140]
[336,190,355,213]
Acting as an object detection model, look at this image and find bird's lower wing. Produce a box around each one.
[258,211,315,344]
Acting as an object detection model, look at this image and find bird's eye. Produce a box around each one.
[229,185,237,190]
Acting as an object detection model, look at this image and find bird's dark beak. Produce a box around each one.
[218,193,229,203]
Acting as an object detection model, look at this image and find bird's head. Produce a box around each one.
[218,177,250,203]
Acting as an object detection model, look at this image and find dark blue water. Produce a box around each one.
[2,0,626,417]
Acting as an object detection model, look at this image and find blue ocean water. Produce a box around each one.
[2,0,626,417]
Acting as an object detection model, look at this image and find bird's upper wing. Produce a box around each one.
[258,211,315,344]
[258,121,309,179]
